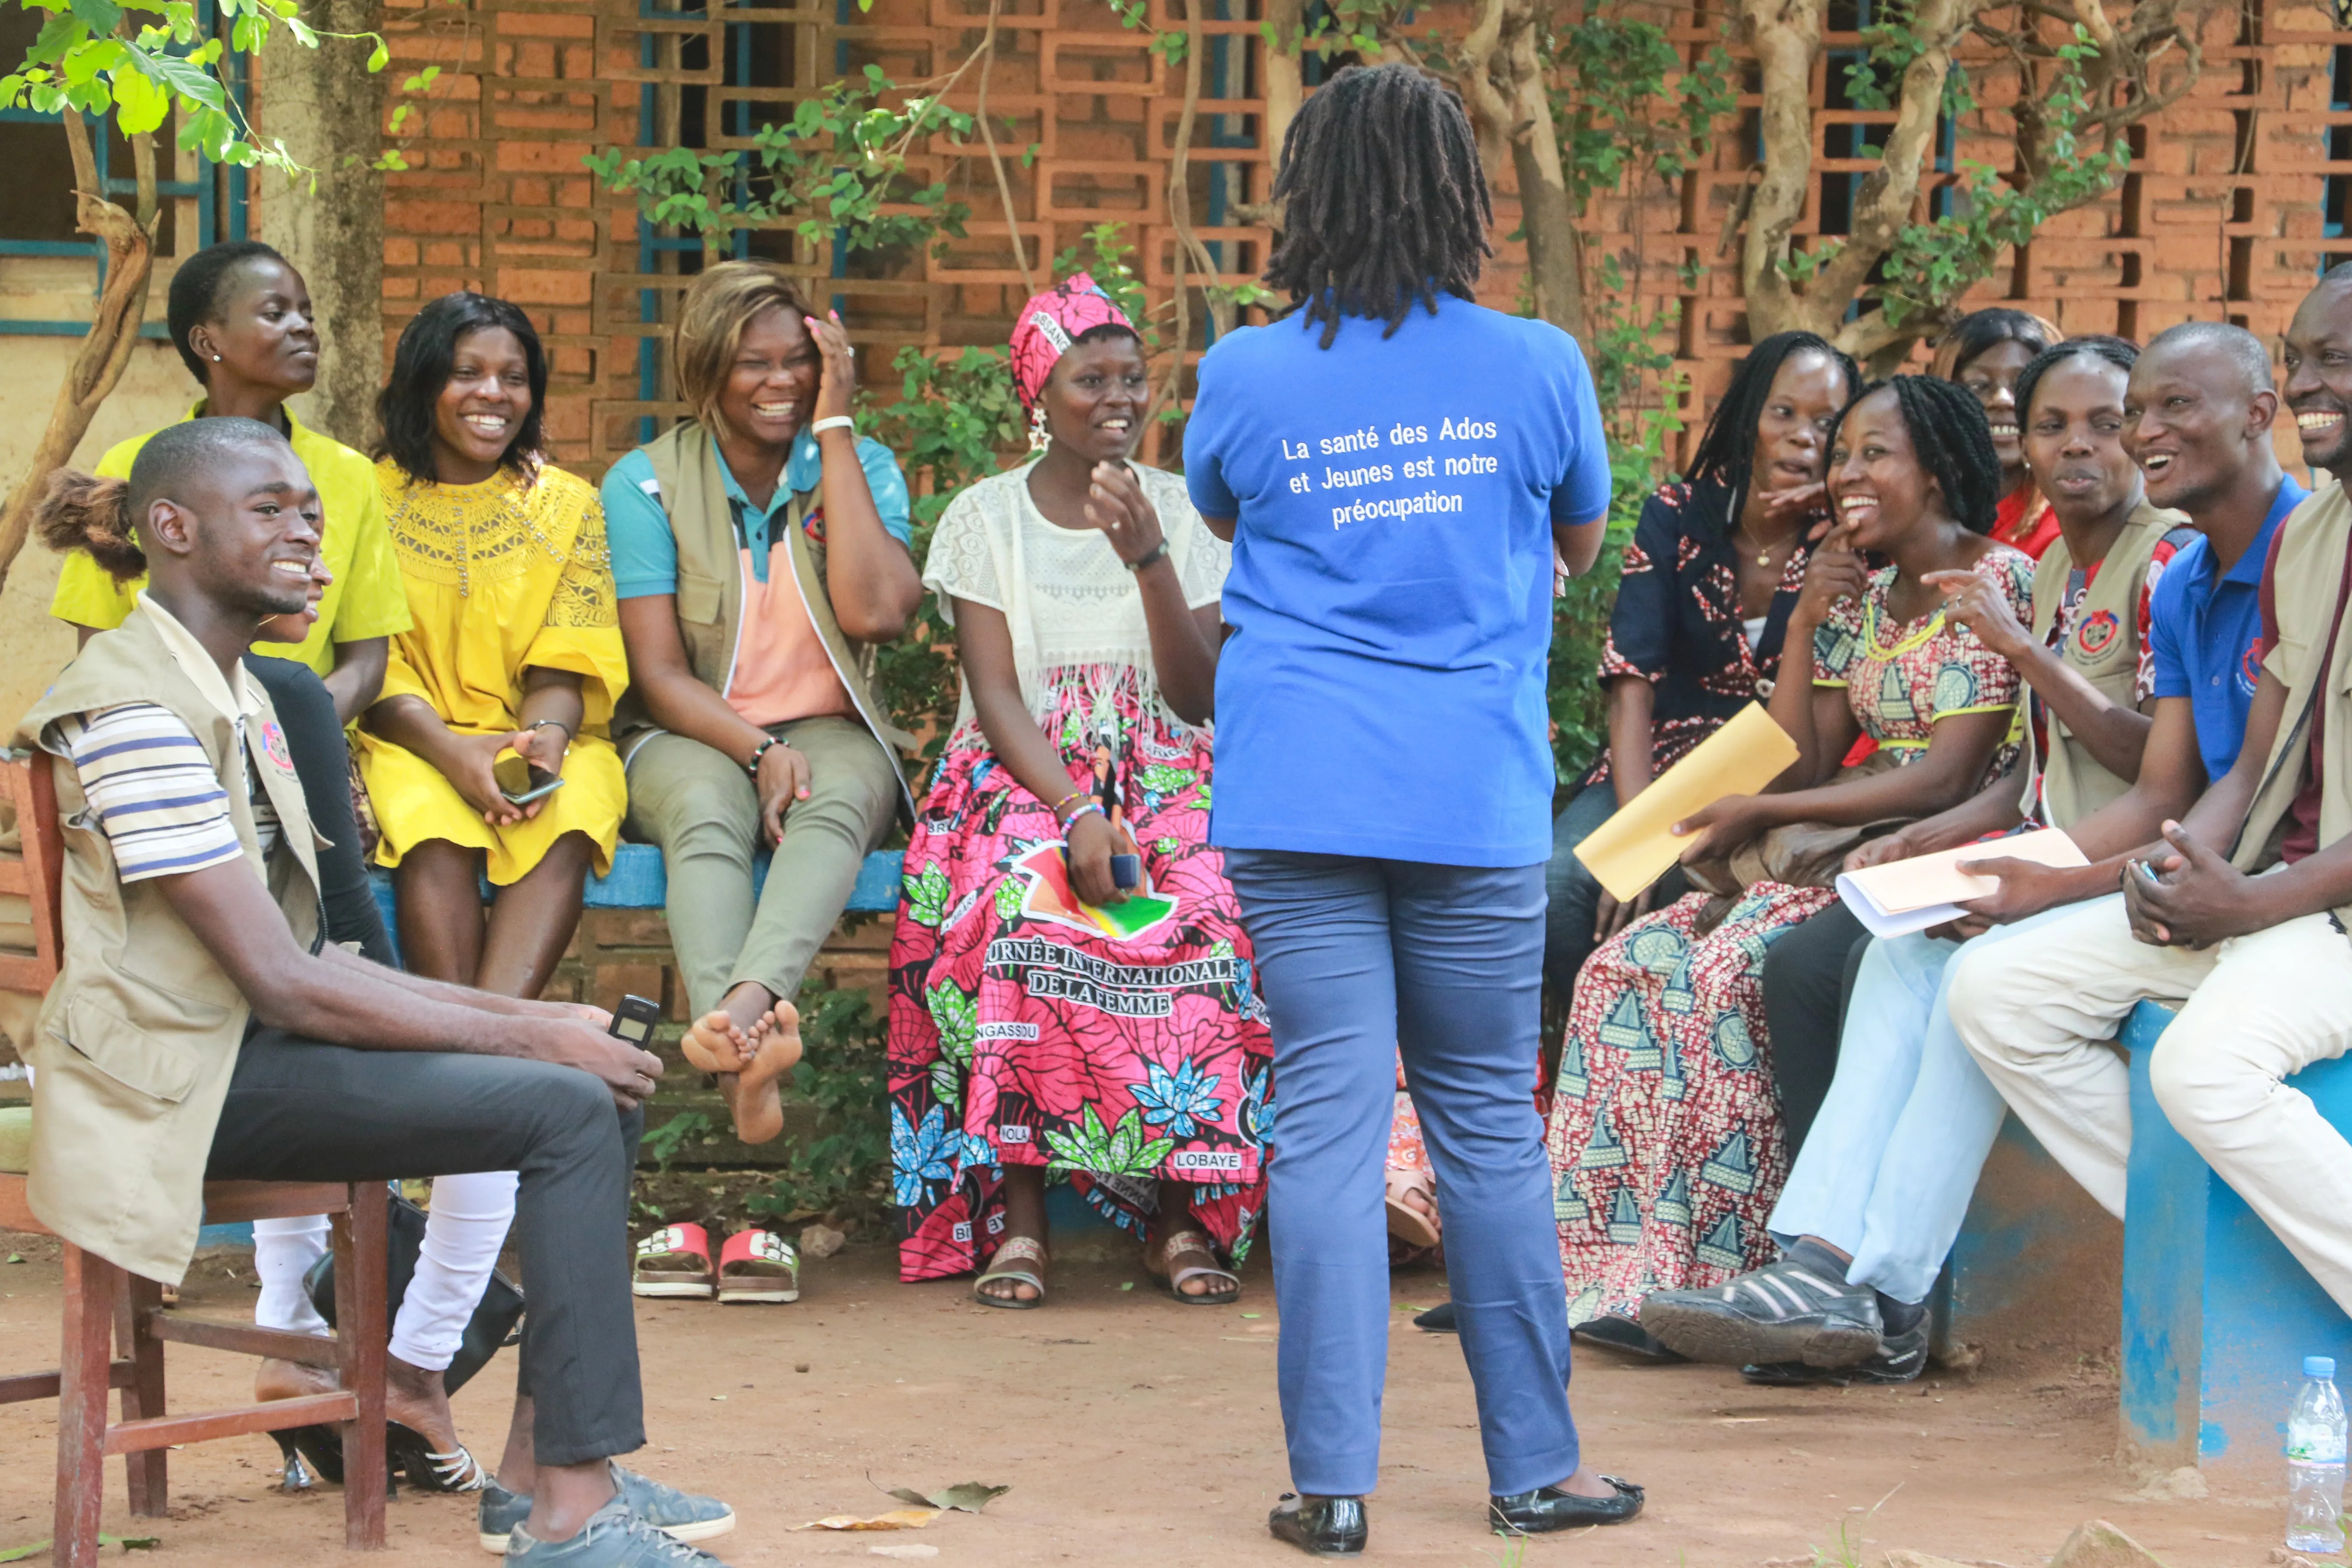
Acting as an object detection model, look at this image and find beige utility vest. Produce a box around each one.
[609,422,915,814]
[13,610,323,1283]
[2020,500,2192,830]
[2230,480,2352,928]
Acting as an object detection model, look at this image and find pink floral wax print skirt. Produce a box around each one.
[886,690,1272,1282]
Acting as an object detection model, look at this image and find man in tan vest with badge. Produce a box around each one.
[17,418,744,1568]
[1951,269,2352,1320]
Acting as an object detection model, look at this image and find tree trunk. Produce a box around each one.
[1455,0,1585,341]
[255,0,387,449]
[0,115,159,599]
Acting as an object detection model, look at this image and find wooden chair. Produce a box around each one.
[0,752,389,1567]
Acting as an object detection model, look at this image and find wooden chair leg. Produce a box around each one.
[115,1274,168,1516]
[336,1182,389,1550]
[55,1245,118,1568]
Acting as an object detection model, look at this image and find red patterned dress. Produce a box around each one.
[1544,546,2034,1323]
[888,464,1272,1281]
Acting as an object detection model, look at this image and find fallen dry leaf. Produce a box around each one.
[794,1509,940,1532]
[886,1481,1011,1514]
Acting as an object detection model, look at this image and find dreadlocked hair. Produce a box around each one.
[1829,376,2002,534]
[1684,331,1862,494]
[35,470,142,581]
[2012,335,2140,428]
[1263,63,1493,348]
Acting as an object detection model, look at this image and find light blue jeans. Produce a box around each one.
[1766,900,2108,1305]
[1224,849,1577,1500]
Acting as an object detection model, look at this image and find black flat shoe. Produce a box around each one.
[1572,1314,1687,1363]
[1268,1493,1368,1557]
[1413,1302,1456,1333]
[1488,1476,1645,1534]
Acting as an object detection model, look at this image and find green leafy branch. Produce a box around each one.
[585,64,974,260]
[1869,27,2132,333]
[1,0,387,175]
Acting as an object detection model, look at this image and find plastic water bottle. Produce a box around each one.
[2288,1355,2348,1553]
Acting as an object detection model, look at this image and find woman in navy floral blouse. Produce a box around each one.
[1545,332,1862,992]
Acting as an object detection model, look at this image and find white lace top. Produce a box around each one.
[922,460,1230,734]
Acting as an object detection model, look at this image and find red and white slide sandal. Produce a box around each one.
[717,1228,799,1304]
[632,1223,716,1299]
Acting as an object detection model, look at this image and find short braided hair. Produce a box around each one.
[1264,64,1493,348]
[1685,331,1862,493]
[2013,335,2140,426]
[1829,376,2003,534]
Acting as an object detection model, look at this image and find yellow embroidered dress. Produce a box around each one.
[357,460,631,885]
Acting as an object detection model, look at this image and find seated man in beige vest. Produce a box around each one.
[1948,267,2352,1323]
[18,417,738,1568]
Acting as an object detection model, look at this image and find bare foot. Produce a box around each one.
[256,1356,339,1404]
[725,999,802,1145]
[679,983,778,1075]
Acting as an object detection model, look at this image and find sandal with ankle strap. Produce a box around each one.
[973,1235,1048,1309]
[1151,1227,1240,1305]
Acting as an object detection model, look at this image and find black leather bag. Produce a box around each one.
[302,1191,524,1396]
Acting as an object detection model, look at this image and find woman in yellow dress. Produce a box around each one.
[358,291,630,996]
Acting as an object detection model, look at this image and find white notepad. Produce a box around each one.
[1834,827,2089,940]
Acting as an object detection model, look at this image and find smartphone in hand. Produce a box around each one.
[493,749,566,807]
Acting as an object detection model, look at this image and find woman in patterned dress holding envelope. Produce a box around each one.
[1545,377,2032,1354]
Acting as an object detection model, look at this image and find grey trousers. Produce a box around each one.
[622,717,900,1018]
[206,1028,646,1465]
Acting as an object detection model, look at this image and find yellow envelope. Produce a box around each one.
[1573,703,1800,903]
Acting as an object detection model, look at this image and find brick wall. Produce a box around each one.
[370,0,2352,483]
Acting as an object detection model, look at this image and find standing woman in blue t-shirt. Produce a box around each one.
[1182,63,1642,1555]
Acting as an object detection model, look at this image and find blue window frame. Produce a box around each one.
[2324,43,2352,270]
[0,0,248,336]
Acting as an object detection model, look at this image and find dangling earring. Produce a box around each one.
[1029,404,1049,454]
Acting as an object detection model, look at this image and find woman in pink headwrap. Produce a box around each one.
[886,274,1271,1308]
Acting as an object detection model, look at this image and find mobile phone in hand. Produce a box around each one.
[608,993,662,1046]
[494,749,566,806]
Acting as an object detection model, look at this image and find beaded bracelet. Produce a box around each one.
[1049,788,1092,820]
[1060,801,1107,832]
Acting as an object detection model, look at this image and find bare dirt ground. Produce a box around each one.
[0,1231,2294,1568]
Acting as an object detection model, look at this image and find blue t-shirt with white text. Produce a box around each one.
[1184,297,1611,867]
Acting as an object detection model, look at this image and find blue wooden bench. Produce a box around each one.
[365,843,906,962]
[1938,1000,2352,1480]
[2116,999,2352,1479]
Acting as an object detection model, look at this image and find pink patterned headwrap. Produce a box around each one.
[1009,273,1135,412]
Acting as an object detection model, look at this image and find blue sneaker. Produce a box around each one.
[503,1497,731,1567]
[480,1464,735,1555]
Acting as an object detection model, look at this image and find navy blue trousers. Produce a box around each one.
[1223,849,1579,1498]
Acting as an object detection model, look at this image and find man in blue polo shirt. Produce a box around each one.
[1640,320,2300,1374]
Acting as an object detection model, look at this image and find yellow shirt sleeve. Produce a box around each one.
[47,435,148,631]
[327,468,414,643]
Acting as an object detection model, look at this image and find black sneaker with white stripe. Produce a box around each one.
[1739,1319,1929,1386]
[1638,1243,1883,1369]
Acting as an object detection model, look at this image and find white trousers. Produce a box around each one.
[252,1170,519,1371]
[1946,894,2352,1315]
